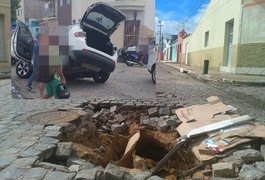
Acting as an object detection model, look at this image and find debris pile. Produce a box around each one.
[37,96,265,179]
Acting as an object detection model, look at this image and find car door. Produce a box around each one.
[12,20,34,63]
[80,2,126,37]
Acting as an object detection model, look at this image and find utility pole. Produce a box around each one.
[157,20,164,52]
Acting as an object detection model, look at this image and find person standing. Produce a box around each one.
[26,35,39,91]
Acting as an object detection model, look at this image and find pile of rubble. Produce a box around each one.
[30,96,265,180]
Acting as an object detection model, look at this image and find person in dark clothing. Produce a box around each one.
[26,35,39,91]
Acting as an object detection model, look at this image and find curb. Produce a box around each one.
[164,63,265,86]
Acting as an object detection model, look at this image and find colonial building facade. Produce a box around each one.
[181,0,265,75]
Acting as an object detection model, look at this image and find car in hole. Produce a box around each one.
[11,2,126,83]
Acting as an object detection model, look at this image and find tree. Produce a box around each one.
[11,0,21,22]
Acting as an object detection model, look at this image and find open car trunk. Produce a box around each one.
[84,28,114,56]
[81,2,126,56]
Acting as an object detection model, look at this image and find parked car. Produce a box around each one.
[148,46,156,84]
[11,2,126,83]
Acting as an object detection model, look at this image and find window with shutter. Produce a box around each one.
[0,15,6,62]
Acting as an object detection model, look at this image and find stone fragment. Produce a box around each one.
[100,108,109,114]
[75,167,104,180]
[134,171,151,180]
[171,109,177,115]
[141,118,150,125]
[56,142,73,160]
[66,157,86,166]
[222,155,244,168]
[233,149,263,163]
[68,164,80,172]
[37,162,68,172]
[148,107,158,117]
[156,120,168,132]
[104,162,135,180]
[43,171,76,180]
[212,162,235,178]
[166,117,181,128]
[45,130,62,139]
[140,116,149,124]
[85,104,95,111]
[147,176,166,180]
[22,167,48,179]
[159,107,171,116]
[255,161,265,172]
[200,169,212,176]
[34,143,56,160]
[80,161,95,170]
[111,123,127,134]
[239,164,265,180]
[44,125,62,132]
[110,106,118,113]
[260,144,265,159]
[115,114,125,122]
[84,109,95,116]
[92,112,100,119]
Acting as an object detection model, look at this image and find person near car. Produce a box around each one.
[139,51,149,66]
[26,35,39,91]
[42,65,66,99]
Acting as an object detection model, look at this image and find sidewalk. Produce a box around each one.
[163,61,265,86]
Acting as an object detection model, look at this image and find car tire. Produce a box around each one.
[16,62,33,79]
[93,72,110,83]
[151,64,156,84]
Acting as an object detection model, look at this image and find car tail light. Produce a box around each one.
[74,32,86,37]
[81,49,89,53]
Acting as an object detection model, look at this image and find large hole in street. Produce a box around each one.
[55,106,199,179]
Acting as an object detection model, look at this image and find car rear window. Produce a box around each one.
[85,11,115,30]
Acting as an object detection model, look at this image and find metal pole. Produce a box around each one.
[157,20,164,52]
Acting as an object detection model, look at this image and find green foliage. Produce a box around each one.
[11,0,21,21]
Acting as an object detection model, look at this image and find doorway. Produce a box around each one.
[224,20,234,67]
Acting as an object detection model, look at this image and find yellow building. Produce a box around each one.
[182,0,265,75]
[0,0,11,72]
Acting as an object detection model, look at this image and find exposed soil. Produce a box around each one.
[61,107,200,179]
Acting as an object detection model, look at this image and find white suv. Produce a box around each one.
[12,2,126,83]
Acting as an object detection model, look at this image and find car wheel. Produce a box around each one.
[16,62,33,79]
[151,64,156,84]
[93,72,110,83]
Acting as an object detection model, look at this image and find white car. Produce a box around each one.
[12,2,126,83]
[148,46,156,84]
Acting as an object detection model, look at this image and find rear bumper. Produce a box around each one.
[72,50,116,73]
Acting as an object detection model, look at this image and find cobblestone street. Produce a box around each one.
[11,62,156,99]
[157,63,265,118]
[1,61,265,179]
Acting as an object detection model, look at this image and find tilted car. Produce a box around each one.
[12,2,126,83]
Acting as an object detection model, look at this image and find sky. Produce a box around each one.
[155,0,210,39]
